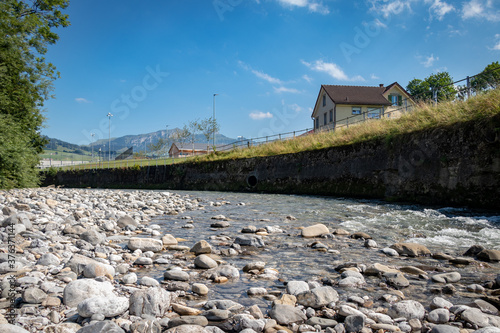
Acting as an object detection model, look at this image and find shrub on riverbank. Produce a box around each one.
[191,88,500,162]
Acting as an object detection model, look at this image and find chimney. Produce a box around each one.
[379,84,384,87]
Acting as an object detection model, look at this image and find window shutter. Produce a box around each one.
[398,95,402,106]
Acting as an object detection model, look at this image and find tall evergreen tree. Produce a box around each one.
[0,0,69,188]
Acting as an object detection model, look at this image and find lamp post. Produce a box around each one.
[90,133,95,163]
[107,113,113,162]
[213,94,218,147]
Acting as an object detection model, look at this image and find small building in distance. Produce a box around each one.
[168,143,225,158]
[311,82,415,131]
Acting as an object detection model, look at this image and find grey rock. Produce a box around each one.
[212,265,240,279]
[364,239,378,248]
[203,309,231,321]
[388,300,425,320]
[128,238,163,252]
[117,215,139,228]
[286,280,310,296]
[63,279,115,307]
[430,325,460,333]
[168,316,209,328]
[190,240,212,255]
[164,325,208,333]
[268,304,307,325]
[192,283,208,295]
[432,272,461,283]
[234,235,265,248]
[129,287,173,317]
[80,229,105,246]
[130,319,162,333]
[134,257,153,265]
[430,297,453,310]
[471,299,499,315]
[65,253,102,275]
[203,300,244,312]
[77,296,129,318]
[122,273,138,284]
[307,317,338,328]
[296,286,339,308]
[82,262,115,278]
[139,276,160,287]
[390,243,431,257]
[210,221,230,228]
[381,248,399,257]
[43,323,83,333]
[164,270,190,281]
[194,255,218,269]
[472,328,500,333]
[0,324,30,333]
[345,315,365,333]
[464,245,486,256]
[383,272,410,288]
[477,250,500,262]
[428,309,450,324]
[301,223,330,238]
[461,308,490,327]
[75,320,125,333]
[37,253,61,266]
[22,287,47,304]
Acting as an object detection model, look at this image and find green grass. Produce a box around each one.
[189,88,500,163]
[55,157,182,170]
[41,149,93,161]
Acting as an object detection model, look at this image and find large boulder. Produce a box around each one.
[301,224,330,238]
[129,287,173,317]
[0,324,30,333]
[477,250,500,262]
[63,279,115,307]
[77,296,129,318]
[117,215,139,228]
[127,238,163,252]
[388,300,425,320]
[390,243,431,257]
[75,320,124,333]
[190,240,212,255]
[296,286,339,308]
[268,304,307,325]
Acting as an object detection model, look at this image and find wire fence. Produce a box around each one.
[44,67,499,171]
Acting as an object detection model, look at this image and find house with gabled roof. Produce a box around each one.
[168,143,225,158]
[311,82,415,131]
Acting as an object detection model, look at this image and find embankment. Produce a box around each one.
[42,117,500,209]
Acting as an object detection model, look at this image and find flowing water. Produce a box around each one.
[141,191,500,309]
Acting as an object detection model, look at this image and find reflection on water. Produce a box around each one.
[145,191,499,307]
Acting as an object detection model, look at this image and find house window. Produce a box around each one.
[315,117,319,129]
[329,109,333,122]
[367,108,381,119]
[352,107,361,115]
[322,95,326,107]
[323,112,327,125]
[389,95,402,106]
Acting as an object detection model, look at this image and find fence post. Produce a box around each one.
[279,134,281,140]
[466,76,471,99]
[266,136,268,143]
[293,131,295,138]
[347,118,349,128]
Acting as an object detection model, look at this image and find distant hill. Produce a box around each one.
[44,129,242,156]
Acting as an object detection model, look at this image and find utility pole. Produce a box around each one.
[213,93,218,147]
[107,113,113,162]
[91,133,95,163]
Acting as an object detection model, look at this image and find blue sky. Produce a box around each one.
[42,0,500,145]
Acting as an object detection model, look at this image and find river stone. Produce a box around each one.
[383,272,410,288]
[472,328,500,333]
[75,320,125,333]
[234,235,265,248]
[172,303,202,316]
[139,276,160,287]
[211,221,230,228]
[345,315,365,333]
[44,323,83,333]
[351,232,372,239]
[400,266,426,275]
[82,262,115,278]
[339,271,365,288]
[129,287,173,317]
[477,249,500,262]
[63,279,115,307]
[164,270,190,281]
[464,245,486,257]
[268,304,307,325]
[130,319,162,333]
[204,300,245,312]
[381,248,399,257]
[388,300,425,320]
[287,281,310,295]
[190,240,212,255]
[307,317,338,328]
[203,309,231,321]
[432,272,461,283]
[163,325,207,333]
[128,238,163,252]
[247,287,267,296]
[65,253,102,275]
[296,286,339,308]
[390,243,431,257]
[301,224,330,238]
[80,229,105,246]
[431,297,454,309]
[213,265,240,279]
[37,253,61,266]
[122,273,138,284]
[117,215,138,228]
[0,324,30,333]
[22,287,47,304]
[192,283,208,295]
[77,296,129,318]
[243,262,266,272]
[168,316,209,328]
[428,308,450,324]
[162,234,178,246]
[430,325,460,333]
[365,263,400,275]
[194,255,218,269]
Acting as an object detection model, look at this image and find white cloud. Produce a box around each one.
[492,35,500,50]
[75,98,91,104]
[421,54,439,67]
[370,73,380,80]
[273,86,301,94]
[276,0,329,14]
[302,74,313,83]
[462,0,500,21]
[369,0,413,18]
[252,69,283,85]
[249,111,273,120]
[289,103,304,112]
[301,59,365,81]
[425,0,454,20]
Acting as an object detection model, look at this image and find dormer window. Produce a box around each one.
[322,95,326,107]
[389,95,402,106]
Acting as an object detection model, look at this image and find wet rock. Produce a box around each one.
[477,249,500,262]
[390,243,431,257]
[75,320,125,333]
[247,287,267,296]
[400,266,426,275]
[190,240,212,255]
[388,300,425,320]
[287,281,310,295]
[338,271,365,288]
[333,228,350,236]
[134,257,153,265]
[364,239,378,248]
[296,286,339,308]
[365,263,399,275]
[168,316,209,328]
[234,235,265,248]
[464,245,486,257]
[192,283,208,295]
[172,303,202,316]
[212,265,240,279]
[210,221,230,228]
[430,325,460,333]
[351,232,372,240]
[194,255,218,269]
[268,304,307,325]
[63,279,115,307]
[243,262,266,272]
[432,272,461,283]
[22,287,47,304]
[428,308,450,324]
[203,309,231,321]
[467,284,486,293]
[129,287,173,317]
[345,315,365,333]
[380,248,399,257]
[470,300,499,316]
[204,299,244,312]
[77,296,129,318]
[128,238,163,252]
[241,226,257,233]
[301,224,330,238]
[433,253,455,260]
[383,272,410,288]
[164,270,190,281]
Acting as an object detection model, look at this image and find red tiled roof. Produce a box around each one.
[322,85,393,106]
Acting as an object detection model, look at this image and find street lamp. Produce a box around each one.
[107,113,113,161]
[213,94,218,147]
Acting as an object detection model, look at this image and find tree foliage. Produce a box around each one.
[197,117,220,149]
[406,72,456,102]
[0,0,70,188]
[471,61,500,93]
